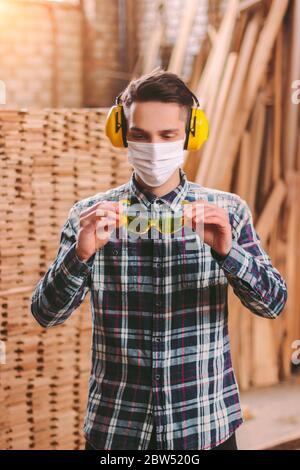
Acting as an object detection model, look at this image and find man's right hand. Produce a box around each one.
[75,200,123,262]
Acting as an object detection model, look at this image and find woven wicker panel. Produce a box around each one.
[0,108,132,449]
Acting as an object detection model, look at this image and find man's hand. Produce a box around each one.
[184,200,232,258]
[75,200,124,262]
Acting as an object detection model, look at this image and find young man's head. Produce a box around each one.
[120,67,194,144]
[119,67,194,191]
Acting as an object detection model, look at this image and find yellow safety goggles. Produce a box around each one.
[117,198,190,235]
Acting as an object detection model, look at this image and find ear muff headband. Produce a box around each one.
[105,86,209,151]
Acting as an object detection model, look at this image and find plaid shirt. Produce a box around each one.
[31,167,287,450]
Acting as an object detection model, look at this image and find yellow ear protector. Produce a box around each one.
[105,86,209,151]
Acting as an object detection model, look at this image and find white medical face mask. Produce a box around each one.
[127,138,185,187]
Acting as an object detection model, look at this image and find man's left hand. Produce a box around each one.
[184,201,232,258]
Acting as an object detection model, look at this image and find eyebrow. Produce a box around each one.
[129,126,180,133]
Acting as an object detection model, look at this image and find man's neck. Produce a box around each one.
[135,168,181,197]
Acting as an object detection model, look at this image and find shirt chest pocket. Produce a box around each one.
[93,239,153,292]
[176,235,227,289]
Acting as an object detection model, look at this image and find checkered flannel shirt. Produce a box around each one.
[31,167,288,450]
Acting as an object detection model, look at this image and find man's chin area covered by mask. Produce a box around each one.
[126,138,185,187]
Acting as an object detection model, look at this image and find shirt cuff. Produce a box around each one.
[63,242,95,278]
[210,240,252,279]
[210,247,229,262]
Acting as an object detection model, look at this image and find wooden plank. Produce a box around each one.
[273,27,282,183]
[251,307,278,387]
[261,106,274,209]
[188,35,210,93]
[245,93,266,216]
[167,0,199,74]
[255,178,286,245]
[198,15,260,186]
[216,0,289,190]
[239,0,262,11]
[189,52,237,183]
[231,8,248,52]
[141,0,165,74]
[238,306,253,390]
[282,171,300,377]
[125,0,137,73]
[196,0,240,110]
[235,130,251,199]
[283,0,300,174]
[251,231,279,387]
[298,134,300,173]
[228,287,242,383]
[207,25,218,46]
[268,216,282,355]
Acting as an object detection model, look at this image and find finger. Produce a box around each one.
[188,201,227,214]
[185,200,214,209]
[80,208,118,228]
[183,202,227,223]
[81,208,118,225]
[185,206,205,223]
[79,200,120,219]
[195,207,228,221]
[95,217,118,240]
[95,208,118,217]
[199,215,226,226]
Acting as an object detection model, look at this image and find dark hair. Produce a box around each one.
[120,67,194,124]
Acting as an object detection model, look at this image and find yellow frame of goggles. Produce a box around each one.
[117,198,190,235]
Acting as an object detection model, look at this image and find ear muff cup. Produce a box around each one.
[104,102,128,148]
[185,107,209,152]
[105,92,209,151]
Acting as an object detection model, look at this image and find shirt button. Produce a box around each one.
[155,374,160,381]
[154,337,161,342]
[153,199,162,209]
[112,249,119,255]
[156,300,162,307]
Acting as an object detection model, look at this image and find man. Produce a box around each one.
[31,68,288,451]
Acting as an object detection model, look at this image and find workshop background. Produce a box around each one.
[0,0,299,450]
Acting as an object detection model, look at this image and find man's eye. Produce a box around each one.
[132,134,145,140]
[161,135,176,140]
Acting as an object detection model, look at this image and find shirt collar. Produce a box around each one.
[129,167,189,211]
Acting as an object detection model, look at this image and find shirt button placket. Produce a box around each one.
[152,238,165,448]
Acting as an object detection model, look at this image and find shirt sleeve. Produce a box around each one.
[31,203,95,328]
[210,197,288,320]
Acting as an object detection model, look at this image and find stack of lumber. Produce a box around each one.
[180,0,299,389]
[0,0,82,108]
[0,108,131,449]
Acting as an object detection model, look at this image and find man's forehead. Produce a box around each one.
[128,106,188,132]
[128,101,188,119]
[129,126,181,132]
